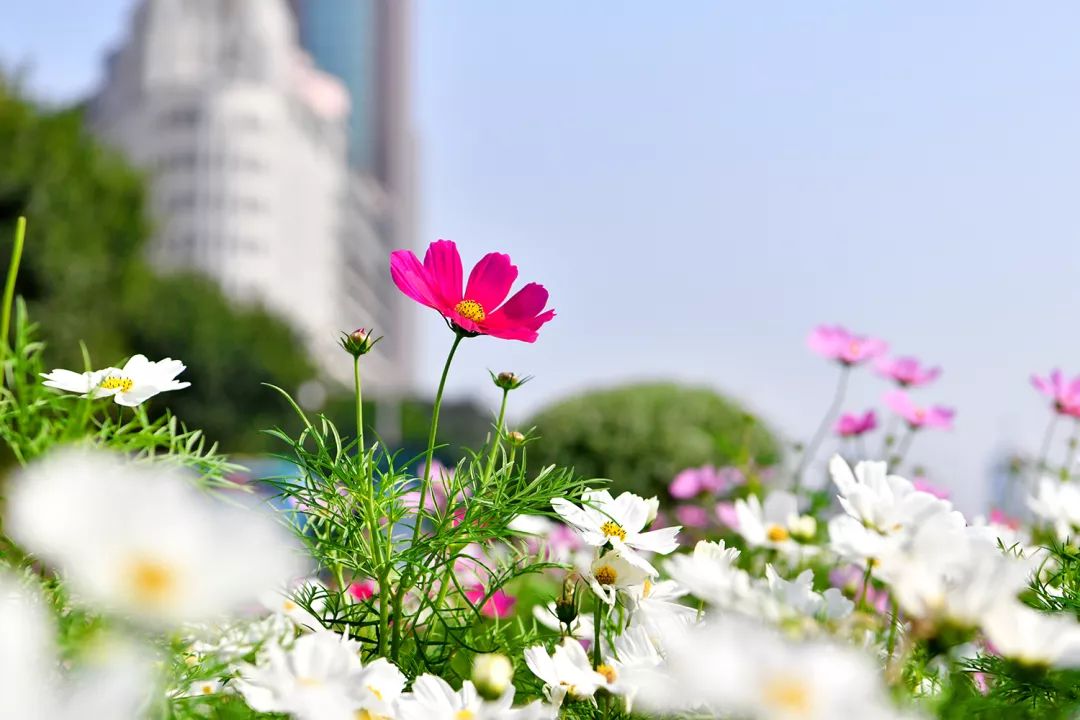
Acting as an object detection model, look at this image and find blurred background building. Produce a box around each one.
[88,0,415,393]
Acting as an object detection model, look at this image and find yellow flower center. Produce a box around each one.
[356,712,389,720]
[596,664,617,683]
[367,686,384,701]
[762,675,812,715]
[200,684,215,695]
[127,557,177,607]
[455,712,475,720]
[600,521,627,542]
[643,578,653,598]
[454,299,486,322]
[298,676,324,688]
[100,376,134,392]
[766,524,790,542]
[282,600,297,611]
[594,565,618,585]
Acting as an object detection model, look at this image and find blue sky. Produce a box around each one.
[8,1,1080,510]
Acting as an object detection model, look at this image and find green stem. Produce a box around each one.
[889,427,917,470]
[592,601,603,669]
[411,332,464,546]
[0,216,27,368]
[481,388,510,486]
[857,563,874,611]
[886,596,899,659]
[794,365,850,491]
[354,356,365,457]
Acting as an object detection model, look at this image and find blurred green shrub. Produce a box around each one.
[527,382,780,498]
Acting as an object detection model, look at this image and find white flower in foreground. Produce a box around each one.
[1028,476,1080,542]
[552,490,680,574]
[587,549,651,605]
[0,573,154,720]
[634,614,904,719]
[524,637,611,708]
[235,631,404,720]
[625,579,697,645]
[41,354,190,406]
[6,448,305,627]
[602,625,665,711]
[762,566,853,623]
[396,674,554,720]
[983,602,1080,669]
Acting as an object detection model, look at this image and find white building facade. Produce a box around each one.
[90,0,412,392]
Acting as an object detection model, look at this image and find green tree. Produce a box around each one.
[527,382,780,499]
[0,79,315,452]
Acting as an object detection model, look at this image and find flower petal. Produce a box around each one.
[390,249,444,310]
[464,252,518,311]
[423,239,464,307]
[483,283,555,342]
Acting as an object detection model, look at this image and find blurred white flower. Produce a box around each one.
[663,540,755,608]
[524,637,611,708]
[396,674,555,720]
[41,354,190,406]
[259,577,327,631]
[634,613,904,719]
[877,512,1033,629]
[983,602,1080,668]
[552,490,680,574]
[624,579,697,646]
[1028,477,1080,542]
[602,625,664,711]
[0,573,155,720]
[587,549,651,605]
[761,566,853,623]
[734,491,815,556]
[6,448,306,627]
[235,631,404,720]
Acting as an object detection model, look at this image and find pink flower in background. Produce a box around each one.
[830,565,890,614]
[835,410,877,438]
[1032,369,1080,418]
[883,390,955,430]
[403,460,468,526]
[807,325,888,366]
[348,579,377,601]
[912,478,950,500]
[674,504,710,528]
[668,465,744,499]
[876,356,941,387]
[390,239,555,342]
[465,584,516,619]
[715,501,739,529]
[989,509,1021,531]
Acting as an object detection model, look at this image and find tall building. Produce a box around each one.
[89,0,414,393]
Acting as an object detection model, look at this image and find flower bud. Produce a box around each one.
[555,576,578,627]
[644,497,660,525]
[339,328,382,358]
[507,431,526,446]
[490,370,531,391]
[472,653,514,701]
[789,515,817,542]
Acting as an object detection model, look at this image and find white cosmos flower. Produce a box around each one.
[877,513,1034,628]
[395,675,555,720]
[734,491,816,555]
[761,566,853,623]
[625,579,697,647]
[663,540,755,609]
[41,354,191,407]
[524,637,611,708]
[235,631,404,720]
[5,448,305,627]
[1028,476,1080,542]
[552,490,680,574]
[588,549,652,605]
[635,614,904,720]
[0,573,155,720]
[983,602,1080,668]
[260,578,327,631]
[601,625,665,711]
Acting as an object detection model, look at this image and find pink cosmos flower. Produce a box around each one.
[1031,369,1080,418]
[912,477,950,500]
[835,410,877,438]
[883,390,955,430]
[876,356,941,387]
[348,579,377,601]
[989,509,1021,531]
[674,504,710,529]
[390,239,556,342]
[668,465,744,499]
[807,325,888,366]
[715,501,739,529]
[464,584,516,619]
